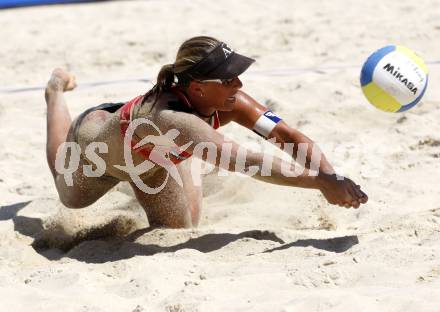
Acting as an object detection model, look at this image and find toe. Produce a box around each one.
[65,75,77,91]
[48,68,77,92]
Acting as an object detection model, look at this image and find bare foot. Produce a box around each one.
[46,68,77,92]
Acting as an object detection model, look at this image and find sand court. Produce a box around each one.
[1,0,440,311]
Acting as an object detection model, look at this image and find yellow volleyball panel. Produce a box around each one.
[396,45,429,74]
[362,82,402,112]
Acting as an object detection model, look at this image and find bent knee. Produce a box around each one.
[57,188,100,209]
[59,194,92,209]
[55,181,91,208]
[54,173,116,209]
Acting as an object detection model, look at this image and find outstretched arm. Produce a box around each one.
[149,106,366,208]
[219,91,335,173]
[218,90,368,208]
[151,108,320,190]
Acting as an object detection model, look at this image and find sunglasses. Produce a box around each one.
[197,78,236,86]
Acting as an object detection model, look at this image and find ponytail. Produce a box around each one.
[143,63,175,106]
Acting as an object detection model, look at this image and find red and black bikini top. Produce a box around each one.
[119,88,220,164]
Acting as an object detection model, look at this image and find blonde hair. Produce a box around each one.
[143,36,221,105]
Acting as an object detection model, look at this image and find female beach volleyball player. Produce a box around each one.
[45,36,368,228]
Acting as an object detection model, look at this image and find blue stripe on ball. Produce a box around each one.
[397,76,429,112]
[360,45,396,86]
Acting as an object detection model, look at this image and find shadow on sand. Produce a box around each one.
[1,201,359,263]
[262,236,359,254]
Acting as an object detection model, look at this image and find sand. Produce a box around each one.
[1,0,440,311]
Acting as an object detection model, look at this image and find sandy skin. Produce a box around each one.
[45,69,202,228]
[45,68,367,228]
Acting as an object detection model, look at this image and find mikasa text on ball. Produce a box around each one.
[360,45,428,112]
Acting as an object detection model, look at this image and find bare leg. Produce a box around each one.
[130,160,202,228]
[45,68,119,208]
[45,68,77,177]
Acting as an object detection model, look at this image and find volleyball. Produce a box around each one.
[360,45,428,112]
